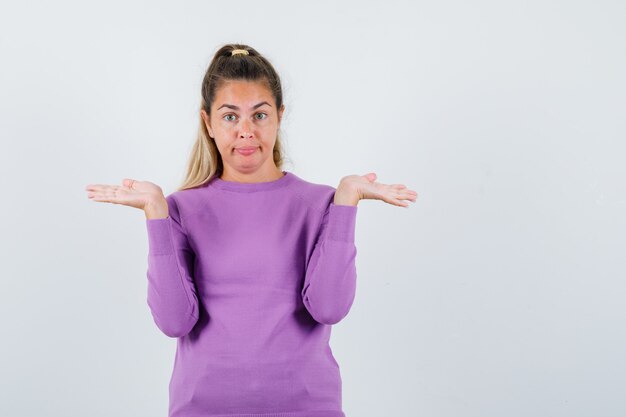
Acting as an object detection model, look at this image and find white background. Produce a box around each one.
[1,1,624,416]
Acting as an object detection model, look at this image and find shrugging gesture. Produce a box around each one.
[333,172,418,207]
[85,179,169,219]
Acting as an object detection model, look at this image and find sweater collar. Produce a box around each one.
[208,170,296,192]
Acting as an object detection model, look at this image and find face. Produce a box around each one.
[201,79,284,178]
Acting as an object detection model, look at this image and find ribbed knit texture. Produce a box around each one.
[145,171,358,417]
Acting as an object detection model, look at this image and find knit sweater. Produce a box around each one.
[145,170,358,417]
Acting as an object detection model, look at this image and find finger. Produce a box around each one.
[390,198,410,208]
[88,194,115,203]
[390,189,416,204]
[390,184,417,195]
[86,184,118,192]
[380,193,410,207]
[394,187,417,198]
[87,191,114,203]
[85,183,109,191]
[87,186,128,204]
[87,190,115,203]
[399,190,418,201]
[396,196,412,207]
[86,185,114,194]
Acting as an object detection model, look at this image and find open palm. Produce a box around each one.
[343,173,418,208]
[85,178,164,211]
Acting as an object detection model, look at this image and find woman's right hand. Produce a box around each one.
[85,178,169,219]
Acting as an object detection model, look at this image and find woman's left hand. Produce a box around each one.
[334,172,418,207]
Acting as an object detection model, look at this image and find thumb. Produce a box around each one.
[122,178,136,189]
[364,172,377,182]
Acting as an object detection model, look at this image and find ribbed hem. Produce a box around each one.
[326,203,357,242]
[146,216,174,255]
[208,171,296,193]
[186,411,345,417]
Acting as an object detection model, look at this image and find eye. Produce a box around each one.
[255,112,268,120]
[224,114,236,122]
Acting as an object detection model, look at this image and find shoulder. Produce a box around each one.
[163,183,210,217]
[288,172,337,214]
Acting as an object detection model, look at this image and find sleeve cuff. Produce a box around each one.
[146,217,174,255]
[326,203,358,242]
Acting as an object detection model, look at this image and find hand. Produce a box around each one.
[85,179,168,218]
[336,172,418,208]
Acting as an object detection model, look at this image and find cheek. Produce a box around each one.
[213,138,233,154]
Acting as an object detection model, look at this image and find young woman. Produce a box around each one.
[85,44,417,417]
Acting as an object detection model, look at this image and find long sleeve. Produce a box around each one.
[301,201,358,325]
[145,195,199,338]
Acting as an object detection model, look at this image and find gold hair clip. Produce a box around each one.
[231,49,249,56]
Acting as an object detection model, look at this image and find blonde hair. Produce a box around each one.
[177,43,289,191]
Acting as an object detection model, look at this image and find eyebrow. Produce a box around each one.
[217,101,272,111]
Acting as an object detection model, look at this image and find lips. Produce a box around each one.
[235,146,258,156]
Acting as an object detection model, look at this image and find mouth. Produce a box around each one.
[235,146,259,156]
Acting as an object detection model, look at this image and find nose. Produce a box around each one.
[238,119,253,139]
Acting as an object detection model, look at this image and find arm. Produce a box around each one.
[301,198,358,325]
[301,171,417,324]
[145,195,199,337]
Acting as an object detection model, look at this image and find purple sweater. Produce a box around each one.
[145,171,358,417]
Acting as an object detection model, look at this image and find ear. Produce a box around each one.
[277,104,285,126]
[200,109,215,138]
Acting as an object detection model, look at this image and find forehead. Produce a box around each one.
[214,80,272,104]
